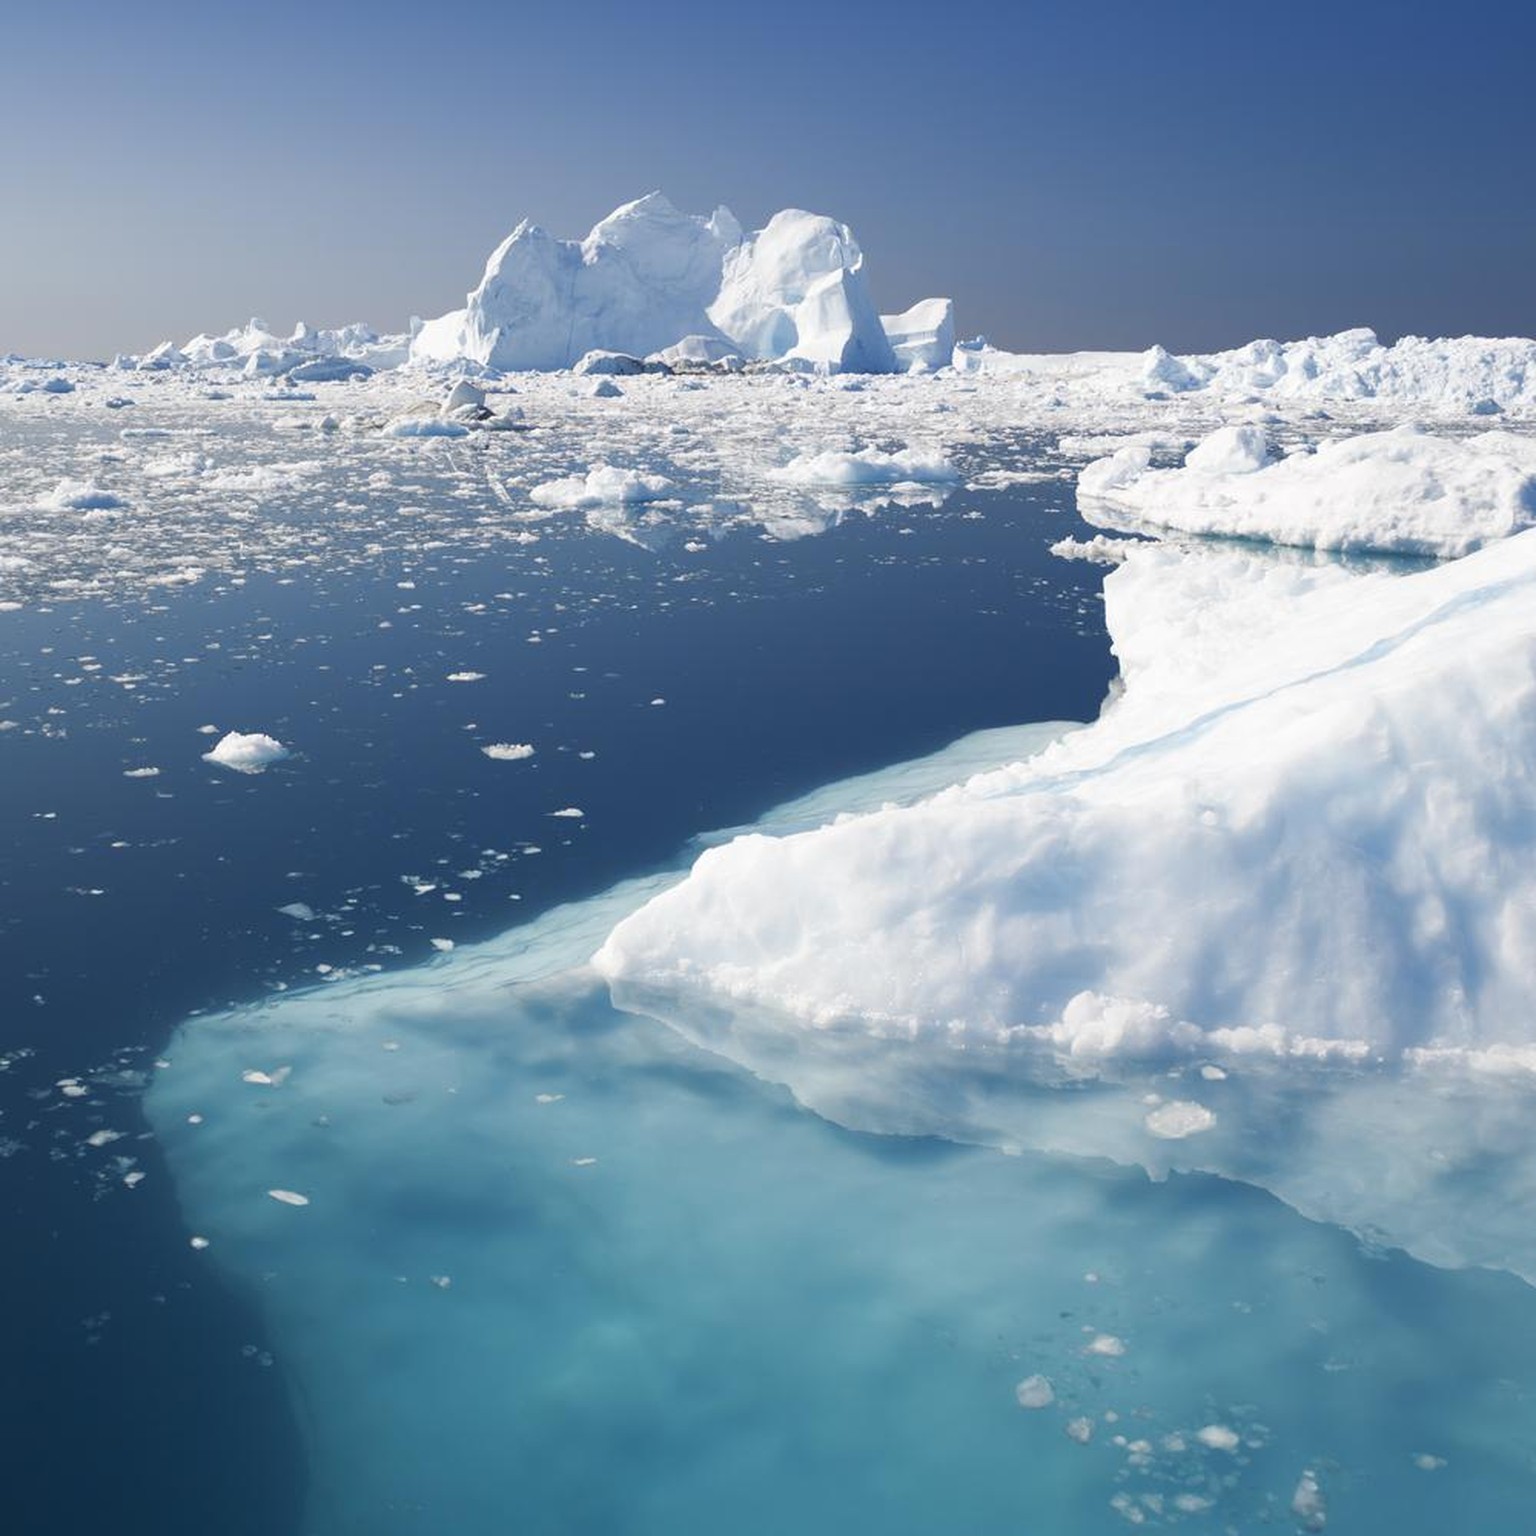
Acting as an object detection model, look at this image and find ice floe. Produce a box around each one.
[201,731,290,773]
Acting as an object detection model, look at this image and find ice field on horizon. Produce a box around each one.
[11,199,1536,1529]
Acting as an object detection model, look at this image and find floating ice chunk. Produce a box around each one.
[442,380,485,414]
[85,1129,123,1148]
[1049,534,1137,565]
[588,378,623,399]
[1014,1374,1055,1409]
[771,446,959,488]
[202,731,290,773]
[1080,425,1536,557]
[39,479,127,512]
[529,465,675,509]
[446,672,485,683]
[1086,1333,1126,1357]
[880,298,955,372]
[481,743,534,761]
[122,766,161,779]
[1144,1101,1216,1139]
[1183,423,1271,474]
[430,939,454,953]
[1195,1424,1241,1452]
[381,416,470,439]
[267,1189,310,1207]
[1413,1452,1448,1471]
[277,903,315,921]
[548,807,584,819]
[1065,1417,1094,1444]
[1291,1469,1327,1530]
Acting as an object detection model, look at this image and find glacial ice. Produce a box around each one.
[1080,423,1536,556]
[409,193,932,375]
[595,519,1536,1276]
[145,763,1536,1535]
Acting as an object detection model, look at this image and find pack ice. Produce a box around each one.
[409,192,950,374]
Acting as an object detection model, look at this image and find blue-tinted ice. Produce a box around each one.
[148,742,1536,1536]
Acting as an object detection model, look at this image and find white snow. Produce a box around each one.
[202,731,290,773]
[1080,424,1536,557]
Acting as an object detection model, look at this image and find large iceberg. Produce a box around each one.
[410,193,940,374]
[596,525,1536,1080]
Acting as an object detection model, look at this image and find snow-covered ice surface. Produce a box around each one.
[1080,423,1536,556]
[9,320,1536,1533]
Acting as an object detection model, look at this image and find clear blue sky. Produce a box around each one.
[5,0,1533,358]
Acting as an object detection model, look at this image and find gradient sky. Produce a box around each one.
[5,0,1534,359]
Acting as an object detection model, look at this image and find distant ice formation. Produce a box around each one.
[410,193,944,374]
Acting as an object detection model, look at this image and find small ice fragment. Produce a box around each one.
[189,1236,210,1250]
[1014,1374,1055,1409]
[123,767,161,779]
[429,1274,453,1289]
[534,1093,564,1105]
[548,807,584,819]
[1291,1470,1327,1531]
[481,742,534,761]
[57,1079,88,1098]
[1145,1100,1216,1139]
[267,1189,310,1207]
[1413,1453,1447,1471]
[277,902,315,921]
[430,938,454,952]
[202,731,289,773]
[649,697,666,706]
[1173,1494,1212,1513]
[1200,1063,1228,1081]
[1065,1417,1094,1444]
[187,1114,204,1125]
[1086,1333,1126,1357]
[1195,1424,1241,1452]
[85,1130,122,1148]
[241,1067,290,1087]
[122,1170,146,1188]
[571,1157,598,1167]
[446,672,485,683]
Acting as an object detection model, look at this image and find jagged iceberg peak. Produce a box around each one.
[411,193,948,374]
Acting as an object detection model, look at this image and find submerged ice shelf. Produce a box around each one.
[146,728,1536,1536]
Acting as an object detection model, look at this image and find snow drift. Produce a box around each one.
[410,193,944,374]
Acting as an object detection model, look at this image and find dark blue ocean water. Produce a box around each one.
[0,470,1112,1535]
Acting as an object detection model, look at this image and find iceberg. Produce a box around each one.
[595,522,1536,1275]
[1079,424,1536,557]
[409,193,940,374]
